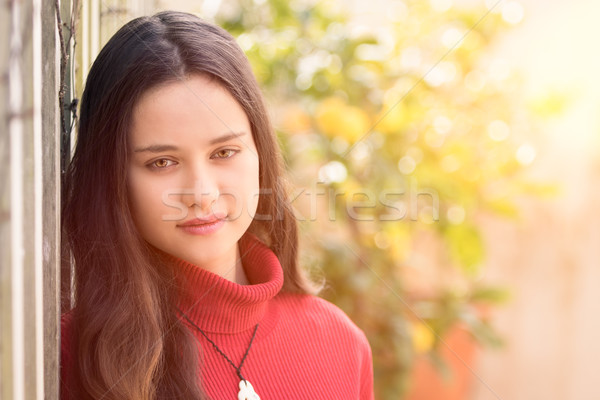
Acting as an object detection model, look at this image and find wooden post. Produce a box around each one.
[58,0,76,315]
[42,1,62,398]
[0,0,61,399]
[1,1,160,398]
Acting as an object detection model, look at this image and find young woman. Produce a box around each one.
[61,10,373,400]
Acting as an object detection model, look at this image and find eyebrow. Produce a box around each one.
[133,132,247,153]
[208,131,247,145]
[133,144,178,153]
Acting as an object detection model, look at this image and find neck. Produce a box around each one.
[171,233,285,333]
[193,242,250,285]
[233,260,250,285]
[222,247,249,285]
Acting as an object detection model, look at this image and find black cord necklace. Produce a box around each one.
[177,309,261,400]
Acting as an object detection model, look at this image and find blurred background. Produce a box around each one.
[79,0,600,399]
[2,0,599,399]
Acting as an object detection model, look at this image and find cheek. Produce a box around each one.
[222,158,260,220]
[127,172,168,225]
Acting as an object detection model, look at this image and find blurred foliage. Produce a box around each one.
[208,0,551,398]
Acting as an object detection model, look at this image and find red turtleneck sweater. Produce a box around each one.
[61,234,374,399]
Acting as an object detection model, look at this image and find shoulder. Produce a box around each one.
[275,293,370,350]
[273,293,374,398]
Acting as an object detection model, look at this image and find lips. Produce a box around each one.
[176,213,227,236]
[178,217,222,227]
[176,212,227,227]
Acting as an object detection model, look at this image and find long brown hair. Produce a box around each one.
[62,11,313,399]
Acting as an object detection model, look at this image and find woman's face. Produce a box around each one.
[128,74,260,276]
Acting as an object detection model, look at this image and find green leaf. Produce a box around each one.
[470,286,511,304]
[444,224,485,276]
[485,198,519,218]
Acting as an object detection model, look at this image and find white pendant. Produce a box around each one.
[238,380,260,400]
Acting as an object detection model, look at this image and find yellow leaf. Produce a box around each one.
[315,97,347,137]
[341,105,371,142]
[376,102,408,134]
[412,321,435,354]
[315,97,371,142]
[282,105,311,133]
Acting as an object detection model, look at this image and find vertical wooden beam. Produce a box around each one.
[0,0,61,399]
[2,0,34,398]
[0,0,10,388]
[58,0,75,315]
[42,0,61,398]
[90,0,100,58]
[6,1,22,395]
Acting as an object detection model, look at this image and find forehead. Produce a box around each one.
[129,75,251,146]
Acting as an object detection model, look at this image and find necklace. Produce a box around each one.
[178,309,261,400]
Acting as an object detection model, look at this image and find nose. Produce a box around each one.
[186,167,220,215]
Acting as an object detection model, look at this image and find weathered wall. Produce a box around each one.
[0,1,60,399]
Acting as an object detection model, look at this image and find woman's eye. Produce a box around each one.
[149,159,175,169]
[212,149,238,159]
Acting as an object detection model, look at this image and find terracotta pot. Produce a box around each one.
[404,325,478,400]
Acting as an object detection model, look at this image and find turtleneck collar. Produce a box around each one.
[171,233,284,334]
